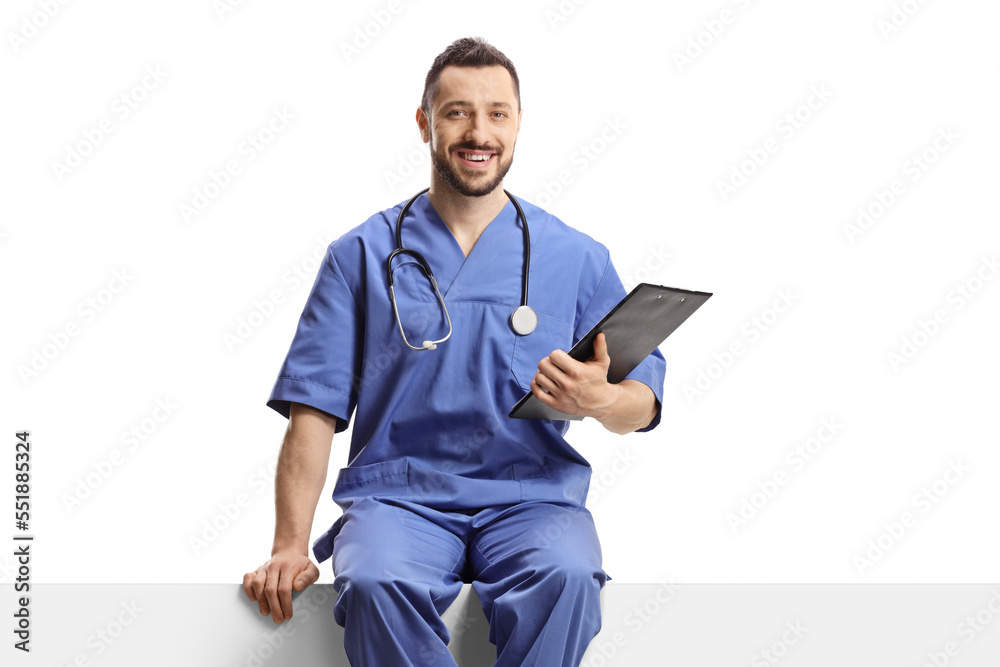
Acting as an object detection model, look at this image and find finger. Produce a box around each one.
[294,561,320,591]
[242,571,257,601]
[264,566,287,624]
[533,372,556,396]
[277,565,296,623]
[547,349,575,373]
[539,362,573,396]
[531,377,556,404]
[251,571,272,617]
[592,333,610,365]
[538,356,570,386]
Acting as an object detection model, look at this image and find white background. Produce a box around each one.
[1,0,998,587]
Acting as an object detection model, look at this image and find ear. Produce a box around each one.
[515,107,523,142]
[415,107,431,144]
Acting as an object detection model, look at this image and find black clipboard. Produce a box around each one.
[508,283,713,420]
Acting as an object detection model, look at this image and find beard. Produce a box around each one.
[431,142,515,198]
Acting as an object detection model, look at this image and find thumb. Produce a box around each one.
[293,562,320,591]
[592,332,610,366]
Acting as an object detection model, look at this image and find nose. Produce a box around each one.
[463,110,491,147]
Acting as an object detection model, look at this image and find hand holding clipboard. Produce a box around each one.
[508,283,712,421]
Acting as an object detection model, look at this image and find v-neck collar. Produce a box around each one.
[406,193,518,299]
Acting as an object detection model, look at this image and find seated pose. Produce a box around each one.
[243,37,665,667]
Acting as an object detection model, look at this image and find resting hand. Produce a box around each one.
[242,551,319,624]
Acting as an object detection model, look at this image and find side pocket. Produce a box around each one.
[510,313,574,391]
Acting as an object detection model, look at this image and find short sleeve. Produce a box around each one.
[266,244,363,433]
[575,255,667,433]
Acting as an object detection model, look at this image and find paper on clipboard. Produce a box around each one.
[508,283,712,421]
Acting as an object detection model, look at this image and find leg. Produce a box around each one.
[332,498,467,667]
[469,502,607,667]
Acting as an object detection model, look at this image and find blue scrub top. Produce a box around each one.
[266,193,666,562]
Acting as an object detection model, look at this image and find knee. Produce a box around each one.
[334,564,391,620]
[335,565,446,617]
[336,565,398,604]
[532,556,606,599]
[490,558,605,646]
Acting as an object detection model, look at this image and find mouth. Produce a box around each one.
[455,150,497,169]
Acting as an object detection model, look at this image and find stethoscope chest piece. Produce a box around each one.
[510,305,538,336]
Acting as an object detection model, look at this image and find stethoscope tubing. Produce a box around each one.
[387,187,534,349]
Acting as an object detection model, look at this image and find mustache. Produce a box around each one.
[451,143,502,154]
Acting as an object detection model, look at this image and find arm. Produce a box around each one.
[529,332,659,435]
[242,402,337,624]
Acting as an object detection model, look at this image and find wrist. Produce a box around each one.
[271,538,310,558]
[592,382,624,423]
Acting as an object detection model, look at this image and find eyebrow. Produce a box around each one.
[441,100,514,111]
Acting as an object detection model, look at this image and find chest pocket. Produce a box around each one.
[510,312,574,391]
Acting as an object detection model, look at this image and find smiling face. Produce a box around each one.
[418,65,522,198]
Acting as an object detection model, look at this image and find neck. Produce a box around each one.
[427,176,509,257]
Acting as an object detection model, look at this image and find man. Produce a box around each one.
[243,37,665,666]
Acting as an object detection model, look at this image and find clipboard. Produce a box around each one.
[508,283,713,421]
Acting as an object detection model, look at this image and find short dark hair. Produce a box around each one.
[420,37,520,117]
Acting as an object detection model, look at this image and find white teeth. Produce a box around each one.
[461,152,491,161]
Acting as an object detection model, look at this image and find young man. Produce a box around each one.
[243,37,665,666]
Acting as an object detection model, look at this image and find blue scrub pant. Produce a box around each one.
[331,497,607,666]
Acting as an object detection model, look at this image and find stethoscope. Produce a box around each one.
[386,187,537,351]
